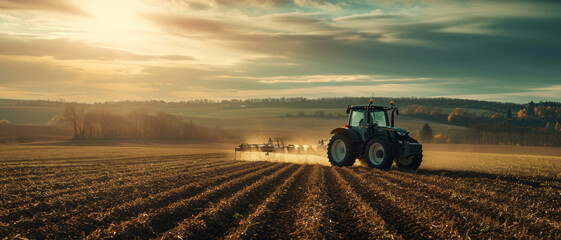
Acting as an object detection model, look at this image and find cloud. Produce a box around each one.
[213,74,432,84]
[441,85,561,103]
[264,12,327,26]
[0,36,195,61]
[151,0,287,10]
[0,0,87,16]
[215,0,287,6]
[0,86,54,99]
[0,55,79,85]
[0,55,181,102]
[68,79,158,93]
[294,0,342,10]
[334,9,397,22]
[172,82,441,99]
[144,14,236,35]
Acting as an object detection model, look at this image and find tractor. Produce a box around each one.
[327,100,423,170]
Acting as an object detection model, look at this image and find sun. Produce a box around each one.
[80,0,150,47]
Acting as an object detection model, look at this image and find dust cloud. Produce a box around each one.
[240,134,328,147]
[235,134,332,165]
[235,151,331,166]
[234,151,370,167]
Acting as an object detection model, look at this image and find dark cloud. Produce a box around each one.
[262,12,343,31]
[0,0,87,16]
[0,36,195,61]
[266,13,326,25]
[145,14,235,35]
[150,6,561,93]
[0,57,78,85]
[336,14,399,22]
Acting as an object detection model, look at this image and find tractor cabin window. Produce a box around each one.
[349,110,366,128]
[370,110,388,127]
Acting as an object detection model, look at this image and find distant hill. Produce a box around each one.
[1,96,527,110]
[1,97,560,146]
[0,97,509,125]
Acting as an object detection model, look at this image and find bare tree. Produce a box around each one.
[64,103,86,139]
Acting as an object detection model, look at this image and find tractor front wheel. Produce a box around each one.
[364,138,394,169]
[327,133,356,166]
[395,155,423,170]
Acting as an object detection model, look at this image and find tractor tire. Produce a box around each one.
[327,133,357,166]
[364,138,394,169]
[395,154,423,170]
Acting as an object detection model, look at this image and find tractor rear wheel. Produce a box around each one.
[395,155,423,170]
[364,138,394,169]
[327,133,356,166]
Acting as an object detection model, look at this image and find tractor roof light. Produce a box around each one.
[390,101,395,106]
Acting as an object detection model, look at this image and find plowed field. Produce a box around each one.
[1,145,560,239]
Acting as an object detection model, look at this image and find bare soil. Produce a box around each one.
[1,146,560,239]
[424,143,561,156]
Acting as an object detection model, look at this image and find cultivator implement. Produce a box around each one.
[234,137,327,160]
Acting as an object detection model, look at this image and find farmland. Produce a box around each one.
[1,145,561,239]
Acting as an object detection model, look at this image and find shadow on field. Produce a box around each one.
[408,169,555,188]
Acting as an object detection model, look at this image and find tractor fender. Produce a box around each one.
[330,128,346,135]
[329,128,363,143]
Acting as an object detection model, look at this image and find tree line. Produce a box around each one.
[415,123,561,147]
[10,97,528,112]
[63,103,235,141]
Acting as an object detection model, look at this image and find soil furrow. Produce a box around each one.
[158,164,301,239]
[1,154,220,186]
[8,162,272,239]
[336,167,439,239]
[393,169,561,222]
[224,164,312,239]
[0,159,233,209]
[289,165,338,239]
[0,160,240,223]
[85,162,289,239]
[323,167,398,239]
[374,169,561,238]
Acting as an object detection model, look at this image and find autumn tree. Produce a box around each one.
[447,108,468,122]
[545,122,554,132]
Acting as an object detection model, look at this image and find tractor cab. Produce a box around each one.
[347,106,390,141]
[345,101,405,142]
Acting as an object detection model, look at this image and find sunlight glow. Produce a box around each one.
[81,0,149,47]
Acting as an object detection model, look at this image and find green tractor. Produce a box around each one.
[327,100,423,170]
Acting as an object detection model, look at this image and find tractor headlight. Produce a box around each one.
[397,132,406,136]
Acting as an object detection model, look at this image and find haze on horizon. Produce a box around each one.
[0,0,560,104]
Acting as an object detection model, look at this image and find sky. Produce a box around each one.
[0,0,560,103]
